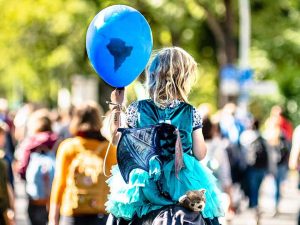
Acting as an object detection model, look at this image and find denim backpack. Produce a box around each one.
[25,150,56,200]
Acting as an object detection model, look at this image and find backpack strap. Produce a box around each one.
[174,128,184,177]
[74,138,112,177]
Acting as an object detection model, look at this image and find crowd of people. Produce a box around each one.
[0,47,299,225]
[0,99,298,225]
[198,103,296,222]
[0,99,119,225]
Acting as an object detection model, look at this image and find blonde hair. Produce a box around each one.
[146,47,197,107]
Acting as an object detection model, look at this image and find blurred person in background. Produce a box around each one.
[0,98,15,159]
[51,109,64,135]
[13,103,36,143]
[48,101,117,225]
[289,124,300,225]
[0,99,16,189]
[289,124,300,188]
[0,122,15,225]
[54,106,74,141]
[219,103,244,147]
[202,118,235,222]
[219,103,248,196]
[197,103,213,120]
[16,109,59,225]
[240,119,270,222]
[0,122,15,190]
[0,99,14,129]
[271,105,293,142]
[198,103,214,146]
[264,105,292,213]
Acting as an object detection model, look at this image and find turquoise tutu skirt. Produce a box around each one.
[105,153,224,220]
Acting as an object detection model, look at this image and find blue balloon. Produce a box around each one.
[86,5,153,87]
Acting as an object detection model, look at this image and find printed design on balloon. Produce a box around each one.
[106,38,133,71]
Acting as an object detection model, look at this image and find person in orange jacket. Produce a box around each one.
[49,102,117,225]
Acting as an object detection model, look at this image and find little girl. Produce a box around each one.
[106,47,224,224]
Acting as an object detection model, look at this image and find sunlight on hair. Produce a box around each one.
[146,47,197,108]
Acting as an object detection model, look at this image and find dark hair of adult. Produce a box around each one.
[69,102,103,136]
[27,109,52,134]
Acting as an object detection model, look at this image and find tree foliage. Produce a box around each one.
[0,0,300,124]
[249,0,300,124]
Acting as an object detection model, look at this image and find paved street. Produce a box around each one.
[228,173,299,225]
[15,178,29,225]
[15,172,299,225]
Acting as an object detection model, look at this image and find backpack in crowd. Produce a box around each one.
[246,136,268,168]
[25,149,56,200]
[275,134,291,165]
[64,140,107,214]
[226,143,247,184]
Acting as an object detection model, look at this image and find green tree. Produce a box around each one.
[0,0,100,105]
[249,0,300,124]
[0,0,299,127]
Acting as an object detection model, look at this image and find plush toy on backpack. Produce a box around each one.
[179,189,206,212]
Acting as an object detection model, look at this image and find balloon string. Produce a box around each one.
[103,107,124,177]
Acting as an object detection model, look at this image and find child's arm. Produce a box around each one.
[192,128,207,160]
[110,89,126,145]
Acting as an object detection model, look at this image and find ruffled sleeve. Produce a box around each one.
[192,107,203,131]
[126,101,139,128]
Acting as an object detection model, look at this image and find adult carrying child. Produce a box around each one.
[106,47,224,225]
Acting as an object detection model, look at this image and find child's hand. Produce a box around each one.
[111,88,125,105]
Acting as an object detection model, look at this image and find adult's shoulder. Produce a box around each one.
[56,137,79,155]
[58,137,76,147]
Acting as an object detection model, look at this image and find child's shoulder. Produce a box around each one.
[127,99,197,111]
[184,102,196,109]
[127,99,152,109]
[175,101,196,111]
